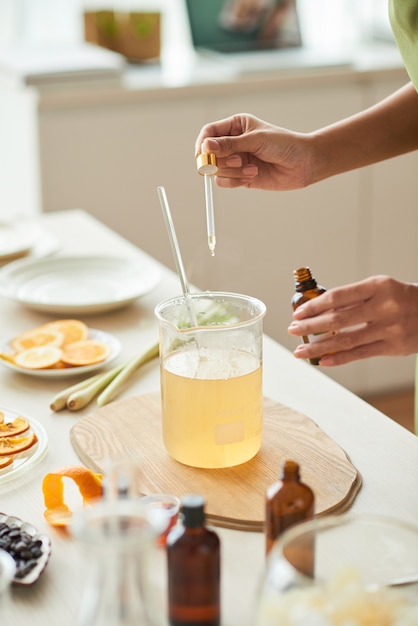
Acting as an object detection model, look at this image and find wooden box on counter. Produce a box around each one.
[84,10,161,62]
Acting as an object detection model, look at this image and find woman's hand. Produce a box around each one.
[287,276,418,366]
[195,113,313,191]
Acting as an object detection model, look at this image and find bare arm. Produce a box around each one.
[309,82,418,183]
[195,83,418,190]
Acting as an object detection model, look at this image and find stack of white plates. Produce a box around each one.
[0,220,59,265]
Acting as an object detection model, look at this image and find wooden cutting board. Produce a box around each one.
[70,393,362,531]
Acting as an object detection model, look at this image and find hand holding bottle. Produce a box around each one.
[288,275,418,366]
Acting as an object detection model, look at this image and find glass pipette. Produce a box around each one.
[204,173,216,256]
[196,152,218,257]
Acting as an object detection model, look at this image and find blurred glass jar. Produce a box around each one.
[0,549,15,617]
[72,498,164,626]
[256,514,418,626]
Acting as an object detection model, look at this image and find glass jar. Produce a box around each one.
[72,498,164,626]
[256,513,418,625]
[0,549,15,618]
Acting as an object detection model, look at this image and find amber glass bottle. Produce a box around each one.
[265,460,315,557]
[167,494,220,626]
[291,267,327,365]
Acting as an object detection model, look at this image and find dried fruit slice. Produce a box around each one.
[42,465,103,527]
[61,340,110,366]
[0,433,38,456]
[0,456,13,469]
[14,346,63,370]
[0,416,30,438]
[42,319,88,346]
[10,326,64,352]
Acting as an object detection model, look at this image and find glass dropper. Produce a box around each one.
[196,152,218,257]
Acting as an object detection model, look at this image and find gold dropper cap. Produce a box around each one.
[196,153,218,176]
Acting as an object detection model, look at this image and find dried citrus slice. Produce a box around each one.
[61,340,111,366]
[0,433,38,456]
[42,319,88,346]
[42,465,103,527]
[14,346,63,370]
[0,416,30,438]
[0,457,13,470]
[10,326,64,352]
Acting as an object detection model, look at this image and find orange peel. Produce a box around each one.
[42,465,103,527]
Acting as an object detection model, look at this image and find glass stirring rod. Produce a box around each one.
[196,151,218,256]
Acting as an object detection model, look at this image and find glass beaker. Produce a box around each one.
[155,291,266,468]
[256,513,418,626]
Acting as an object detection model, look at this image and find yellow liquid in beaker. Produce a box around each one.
[161,347,262,468]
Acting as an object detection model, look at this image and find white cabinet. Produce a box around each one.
[1,58,416,396]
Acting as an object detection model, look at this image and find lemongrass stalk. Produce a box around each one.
[97,342,159,407]
[50,363,124,412]
[67,363,127,411]
[50,371,109,412]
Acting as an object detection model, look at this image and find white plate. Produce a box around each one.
[0,220,39,261]
[0,512,51,585]
[0,255,162,314]
[1,328,122,379]
[0,228,60,267]
[0,410,48,487]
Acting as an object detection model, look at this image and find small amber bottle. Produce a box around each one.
[291,267,327,365]
[265,460,315,557]
[167,494,220,626]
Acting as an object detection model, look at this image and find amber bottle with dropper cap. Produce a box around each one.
[291,267,327,365]
[167,494,220,626]
[265,459,315,557]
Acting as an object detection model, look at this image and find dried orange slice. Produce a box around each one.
[61,340,110,366]
[0,457,13,470]
[14,346,63,370]
[0,433,38,456]
[42,319,88,346]
[42,465,103,527]
[10,326,64,352]
[0,416,30,438]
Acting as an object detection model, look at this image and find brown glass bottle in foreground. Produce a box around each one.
[167,494,220,626]
[291,267,327,365]
[265,460,315,557]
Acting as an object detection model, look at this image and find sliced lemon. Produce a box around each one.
[14,346,63,370]
[10,326,64,352]
[0,416,30,438]
[61,340,110,366]
[0,433,38,456]
[42,319,88,346]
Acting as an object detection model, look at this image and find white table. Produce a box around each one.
[1,209,417,625]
